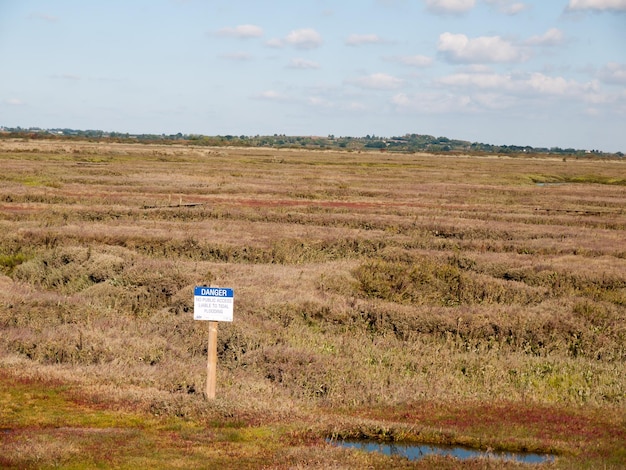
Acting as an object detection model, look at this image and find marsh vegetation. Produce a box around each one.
[1,139,625,468]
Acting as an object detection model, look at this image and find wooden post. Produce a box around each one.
[206,321,218,399]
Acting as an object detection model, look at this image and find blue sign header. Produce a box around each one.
[194,287,234,298]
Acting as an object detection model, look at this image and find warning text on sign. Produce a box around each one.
[194,287,234,322]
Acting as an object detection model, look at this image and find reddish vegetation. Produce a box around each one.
[232,197,384,210]
[1,141,624,468]
[0,204,41,214]
[350,399,625,457]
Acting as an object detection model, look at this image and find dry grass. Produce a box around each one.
[1,139,625,468]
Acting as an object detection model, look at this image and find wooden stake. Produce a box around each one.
[206,321,218,399]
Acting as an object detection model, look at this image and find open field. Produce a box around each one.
[1,139,625,468]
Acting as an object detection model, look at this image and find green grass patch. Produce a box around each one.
[0,370,299,469]
[0,252,28,275]
[527,174,626,185]
[20,175,63,188]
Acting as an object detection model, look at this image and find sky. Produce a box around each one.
[1,0,625,152]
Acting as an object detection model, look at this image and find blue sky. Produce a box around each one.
[1,0,625,151]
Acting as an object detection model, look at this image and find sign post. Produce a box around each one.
[194,287,234,399]
[206,321,218,399]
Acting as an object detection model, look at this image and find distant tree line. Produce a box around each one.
[0,126,622,158]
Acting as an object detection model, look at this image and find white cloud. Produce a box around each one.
[599,62,626,84]
[567,0,626,11]
[395,70,611,119]
[254,90,288,101]
[425,0,475,14]
[217,24,263,38]
[343,101,368,111]
[438,70,600,97]
[438,72,513,89]
[387,54,433,67]
[347,73,404,89]
[377,0,409,6]
[390,93,411,107]
[346,34,387,46]
[458,64,494,73]
[525,28,565,46]
[506,3,529,14]
[28,12,59,22]
[470,92,519,110]
[438,32,527,63]
[526,73,598,95]
[484,0,529,15]
[285,28,323,49]
[265,38,284,48]
[51,73,81,80]
[308,96,334,108]
[220,52,252,61]
[392,92,473,113]
[288,58,320,69]
[5,98,25,106]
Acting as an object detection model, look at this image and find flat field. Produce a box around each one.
[1,139,625,469]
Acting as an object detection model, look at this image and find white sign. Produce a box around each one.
[194,287,234,322]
